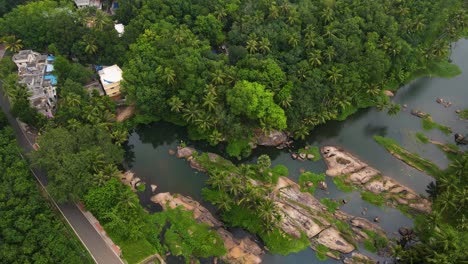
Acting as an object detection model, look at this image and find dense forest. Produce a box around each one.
[0,113,92,263]
[0,0,467,263]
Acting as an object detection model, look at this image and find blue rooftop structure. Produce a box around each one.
[47,55,55,61]
[44,75,57,86]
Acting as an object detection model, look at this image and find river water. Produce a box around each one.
[124,39,468,263]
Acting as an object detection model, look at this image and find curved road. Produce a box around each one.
[0,50,123,264]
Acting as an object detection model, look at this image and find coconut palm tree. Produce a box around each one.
[258,37,271,54]
[327,66,343,84]
[308,50,322,67]
[83,35,98,55]
[211,69,226,85]
[208,130,223,146]
[269,3,280,19]
[1,35,23,52]
[111,128,129,146]
[156,66,176,85]
[246,39,258,54]
[182,102,202,123]
[287,9,299,25]
[67,119,81,131]
[324,46,336,62]
[93,10,111,30]
[207,170,227,190]
[321,8,334,23]
[64,94,82,108]
[195,113,213,131]
[288,33,300,48]
[203,92,217,111]
[167,96,184,113]
[304,32,317,49]
[214,6,227,20]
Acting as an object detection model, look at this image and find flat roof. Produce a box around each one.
[99,65,122,85]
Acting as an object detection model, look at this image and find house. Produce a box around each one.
[74,0,102,9]
[98,65,122,97]
[12,51,57,116]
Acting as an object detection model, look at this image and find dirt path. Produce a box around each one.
[116,105,135,122]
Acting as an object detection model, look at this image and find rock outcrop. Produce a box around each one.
[151,193,263,264]
[176,146,195,158]
[253,129,290,147]
[176,150,384,261]
[410,109,428,118]
[343,252,376,264]
[321,146,431,214]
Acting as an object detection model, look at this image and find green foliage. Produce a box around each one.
[136,183,146,192]
[261,230,310,256]
[298,172,326,195]
[415,132,429,144]
[31,125,123,202]
[458,109,468,119]
[226,138,252,159]
[320,198,340,213]
[0,121,92,263]
[363,230,388,253]
[11,97,47,128]
[361,191,385,207]
[421,116,452,134]
[374,136,442,178]
[315,244,329,261]
[298,145,322,161]
[332,176,355,192]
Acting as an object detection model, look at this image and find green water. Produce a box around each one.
[125,39,468,263]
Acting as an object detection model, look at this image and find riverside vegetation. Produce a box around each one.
[0,0,467,263]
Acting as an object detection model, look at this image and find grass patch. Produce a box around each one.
[195,152,237,172]
[374,136,442,178]
[458,109,468,119]
[315,244,329,261]
[332,176,354,192]
[362,230,388,253]
[262,230,310,255]
[422,116,451,135]
[298,145,322,161]
[117,237,157,264]
[408,59,462,79]
[320,198,340,213]
[361,191,385,206]
[298,172,326,195]
[396,204,416,219]
[415,132,429,144]
[136,183,146,192]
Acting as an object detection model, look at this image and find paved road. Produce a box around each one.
[0,63,123,263]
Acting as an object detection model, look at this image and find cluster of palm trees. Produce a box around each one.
[205,163,281,231]
[0,35,23,52]
[76,7,113,55]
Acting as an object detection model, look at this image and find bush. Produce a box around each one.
[315,244,329,260]
[332,176,354,192]
[299,172,326,195]
[361,191,385,206]
[415,132,429,144]
[320,198,340,213]
[226,138,252,159]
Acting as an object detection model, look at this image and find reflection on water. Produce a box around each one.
[125,39,468,264]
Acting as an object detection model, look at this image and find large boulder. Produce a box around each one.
[254,130,289,147]
[316,227,355,254]
[176,147,195,158]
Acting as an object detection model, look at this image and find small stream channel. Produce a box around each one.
[124,39,468,264]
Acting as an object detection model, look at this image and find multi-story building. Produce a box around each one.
[12,50,57,116]
[98,65,122,97]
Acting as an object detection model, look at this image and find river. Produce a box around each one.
[124,39,468,264]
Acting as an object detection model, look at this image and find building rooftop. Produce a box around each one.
[114,23,125,37]
[99,65,123,85]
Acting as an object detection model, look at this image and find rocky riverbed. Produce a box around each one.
[321,146,431,214]
[151,192,264,264]
[176,147,385,262]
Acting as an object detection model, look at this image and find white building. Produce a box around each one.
[74,0,102,9]
[98,65,123,97]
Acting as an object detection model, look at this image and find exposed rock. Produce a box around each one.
[383,90,394,97]
[410,109,428,118]
[306,181,314,187]
[151,193,263,264]
[151,184,158,193]
[291,153,298,160]
[120,171,138,192]
[299,168,305,173]
[254,130,289,147]
[398,227,412,236]
[403,104,408,108]
[176,147,195,158]
[317,228,354,254]
[298,153,306,161]
[306,154,315,160]
[190,159,206,172]
[373,217,380,223]
[318,181,328,190]
[436,98,443,104]
[343,252,376,264]
[455,133,468,145]
[341,199,348,204]
[455,109,461,114]
[168,149,176,155]
[321,146,432,214]
[349,218,386,237]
